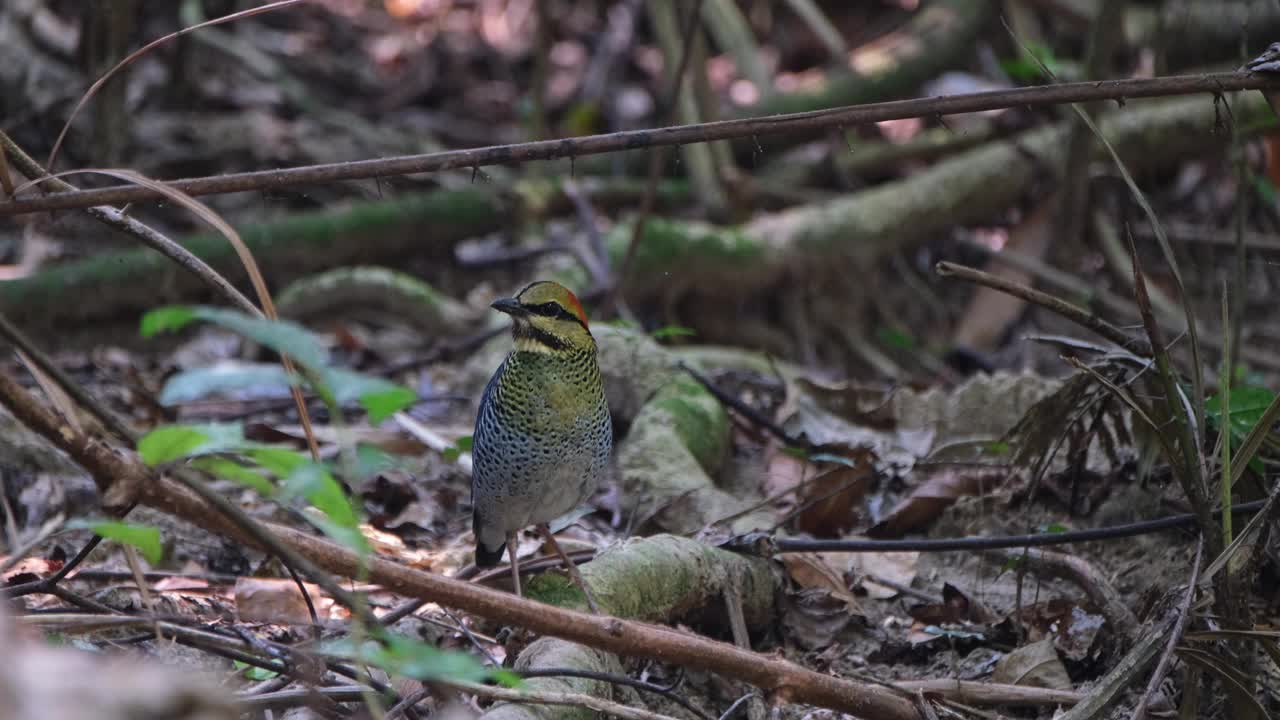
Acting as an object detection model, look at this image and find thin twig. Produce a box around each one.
[601,0,704,317]
[447,679,684,720]
[936,261,1149,353]
[5,71,1280,217]
[47,0,307,170]
[1131,535,1204,720]
[520,669,714,720]
[0,132,258,316]
[0,310,135,442]
[0,367,374,629]
[739,499,1265,553]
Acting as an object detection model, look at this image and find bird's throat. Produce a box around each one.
[513,324,569,353]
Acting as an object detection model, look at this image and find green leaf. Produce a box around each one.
[191,457,275,494]
[140,306,198,338]
[651,325,696,339]
[322,368,416,423]
[233,660,280,681]
[442,435,472,463]
[136,423,246,465]
[1207,385,1274,475]
[281,463,358,528]
[158,363,295,405]
[352,443,409,480]
[1041,522,1070,534]
[306,514,370,556]
[322,636,510,685]
[70,520,163,565]
[876,326,916,350]
[145,307,330,370]
[1207,385,1276,439]
[1253,175,1278,208]
[196,307,330,370]
[999,41,1062,82]
[999,555,1024,575]
[983,441,1011,456]
[358,387,416,424]
[245,447,311,478]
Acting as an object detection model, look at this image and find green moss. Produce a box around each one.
[0,189,508,331]
[605,217,763,276]
[650,377,729,473]
[524,572,587,610]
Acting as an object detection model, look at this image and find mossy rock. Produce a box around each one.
[276,266,475,335]
[640,376,728,473]
[482,638,623,720]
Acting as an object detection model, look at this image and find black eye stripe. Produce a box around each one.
[522,301,586,327]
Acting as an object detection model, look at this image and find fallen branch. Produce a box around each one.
[985,548,1141,642]
[0,365,919,719]
[3,71,1278,217]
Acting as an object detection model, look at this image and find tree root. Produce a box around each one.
[605,92,1276,306]
[0,177,688,335]
[275,266,477,336]
[485,534,775,720]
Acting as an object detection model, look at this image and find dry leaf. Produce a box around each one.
[908,582,998,626]
[795,462,873,538]
[783,588,856,650]
[848,551,919,600]
[992,637,1072,691]
[953,198,1054,352]
[781,553,863,614]
[234,577,326,624]
[868,468,1007,537]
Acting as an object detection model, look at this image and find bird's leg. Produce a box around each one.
[536,524,600,614]
[506,532,522,598]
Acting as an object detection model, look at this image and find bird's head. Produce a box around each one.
[491,280,594,354]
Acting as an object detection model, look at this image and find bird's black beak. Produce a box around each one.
[490,297,526,316]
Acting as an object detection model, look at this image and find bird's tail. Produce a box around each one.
[474,540,507,568]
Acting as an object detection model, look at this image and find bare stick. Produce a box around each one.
[508,532,522,599]
[1131,535,1203,720]
[936,261,1149,353]
[5,71,1280,217]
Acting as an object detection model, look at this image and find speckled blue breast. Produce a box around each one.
[471,346,611,565]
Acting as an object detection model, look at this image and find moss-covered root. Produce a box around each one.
[482,641,629,720]
[619,379,768,535]
[599,326,775,534]
[275,266,476,335]
[483,535,777,720]
[604,92,1276,303]
[526,534,774,620]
